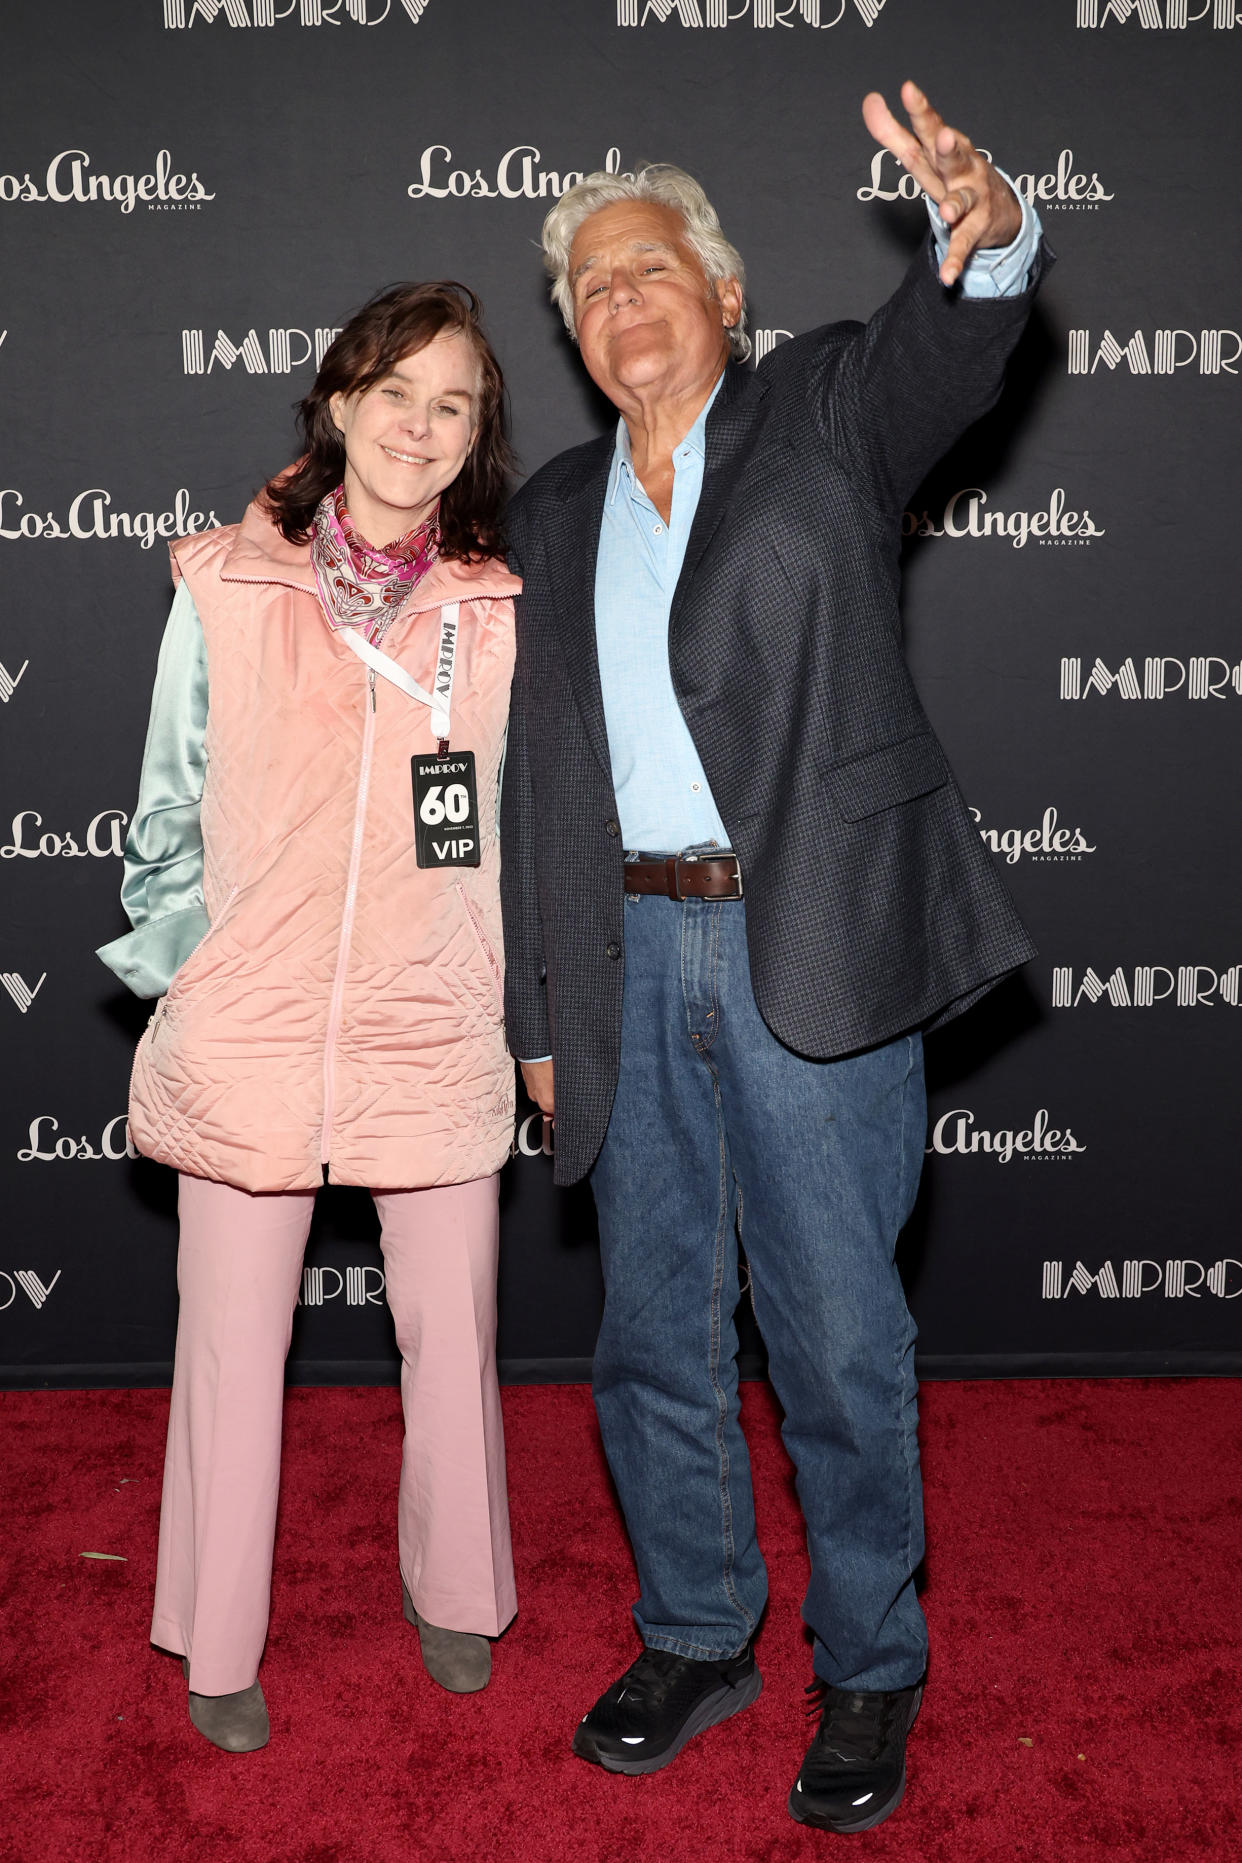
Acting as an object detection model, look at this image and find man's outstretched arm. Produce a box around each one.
[810,81,1050,514]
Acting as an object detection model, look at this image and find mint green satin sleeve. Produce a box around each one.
[96,581,211,998]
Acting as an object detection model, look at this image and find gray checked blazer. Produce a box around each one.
[501,236,1050,1186]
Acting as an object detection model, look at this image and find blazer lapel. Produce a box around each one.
[670,362,768,634]
[548,437,614,781]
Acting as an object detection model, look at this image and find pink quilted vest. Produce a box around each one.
[127,500,520,1193]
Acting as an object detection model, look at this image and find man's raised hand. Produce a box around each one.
[861,81,1022,288]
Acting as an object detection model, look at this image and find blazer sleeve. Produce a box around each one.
[813,231,1053,516]
[96,580,210,998]
[498,518,552,1061]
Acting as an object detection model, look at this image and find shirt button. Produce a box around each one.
[653,523,663,535]
[605,941,621,960]
[690,782,701,793]
[605,818,620,837]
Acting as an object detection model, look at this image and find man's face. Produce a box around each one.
[568,199,741,409]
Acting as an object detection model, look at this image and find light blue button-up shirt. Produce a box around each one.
[594,183,1043,852]
[595,375,730,852]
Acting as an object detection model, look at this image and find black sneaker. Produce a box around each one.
[788,1678,923,1833]
[572,1644,762,1775]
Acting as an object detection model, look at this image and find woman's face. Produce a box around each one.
[329,330,480,547]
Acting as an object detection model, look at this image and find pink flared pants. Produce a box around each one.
[150,1172,516,1696]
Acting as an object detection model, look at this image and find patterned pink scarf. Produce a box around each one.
[310,485,439,645]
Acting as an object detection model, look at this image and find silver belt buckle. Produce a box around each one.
[672,852,743,900]
[717,857,744,901]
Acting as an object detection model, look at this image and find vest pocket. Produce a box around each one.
[208,881,241,930]
[454,882,505,1017]
[163,883,241,1005]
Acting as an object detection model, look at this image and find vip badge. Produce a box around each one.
[412,753,480,868]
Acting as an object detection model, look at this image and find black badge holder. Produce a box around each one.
[412,747,480,868]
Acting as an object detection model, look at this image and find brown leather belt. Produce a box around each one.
[623,854,744,901]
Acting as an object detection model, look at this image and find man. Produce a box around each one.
[500,84,1047,1834]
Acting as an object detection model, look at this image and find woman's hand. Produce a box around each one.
[520,1058,554,1118]
[862,80,1023,288]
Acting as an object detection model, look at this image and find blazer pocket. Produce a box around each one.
[823,732,950,822]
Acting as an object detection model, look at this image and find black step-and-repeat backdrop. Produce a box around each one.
[3,0,1239,1387]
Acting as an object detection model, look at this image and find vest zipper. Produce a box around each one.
[320,665,377,1170]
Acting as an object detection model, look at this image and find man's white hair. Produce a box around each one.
[541,163,751,364]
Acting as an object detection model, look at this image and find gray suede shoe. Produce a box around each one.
[181,1657,270,1752]
[401,1579,492,1693]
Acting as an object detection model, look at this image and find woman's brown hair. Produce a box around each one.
[261,281,514,559]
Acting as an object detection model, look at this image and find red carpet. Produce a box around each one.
[2,1379,1239,1863]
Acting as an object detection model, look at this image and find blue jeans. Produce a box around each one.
[590,890,928,1690]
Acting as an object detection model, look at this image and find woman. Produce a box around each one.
[98,282,520,1753]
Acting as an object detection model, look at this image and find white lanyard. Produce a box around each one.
[338,601,461,745]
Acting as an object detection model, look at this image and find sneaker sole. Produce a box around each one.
[786,1683,923,1834]
[573,1664,763,1776]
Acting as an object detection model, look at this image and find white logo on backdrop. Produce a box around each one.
[0,1271,62,1312]
[0,657,29,703]
[0,151,214,213]
[182,326,341,374]
[2,811,127,859]
[1044,1260,1242,1300]
[2,973,46,1014]
[1051,965,1241,1007]
[752,330,793,363]
[618,0,889,27]
[17,1116,137,1161]
[1060,656,1242,699]
[859,148,1114,213]
[408,145,630,203]
[1076,1,1238,29]
[513,1113,554,1159]
[164,0,433,26]
[1068,328,1240,374]
[904,489,1104,550]
[927,1108,1085,1164]
[300,1266,387,1305]
[0,489,220,549]
[970,807,1096,864]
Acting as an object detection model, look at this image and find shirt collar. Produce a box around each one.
[607,372,726,505]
